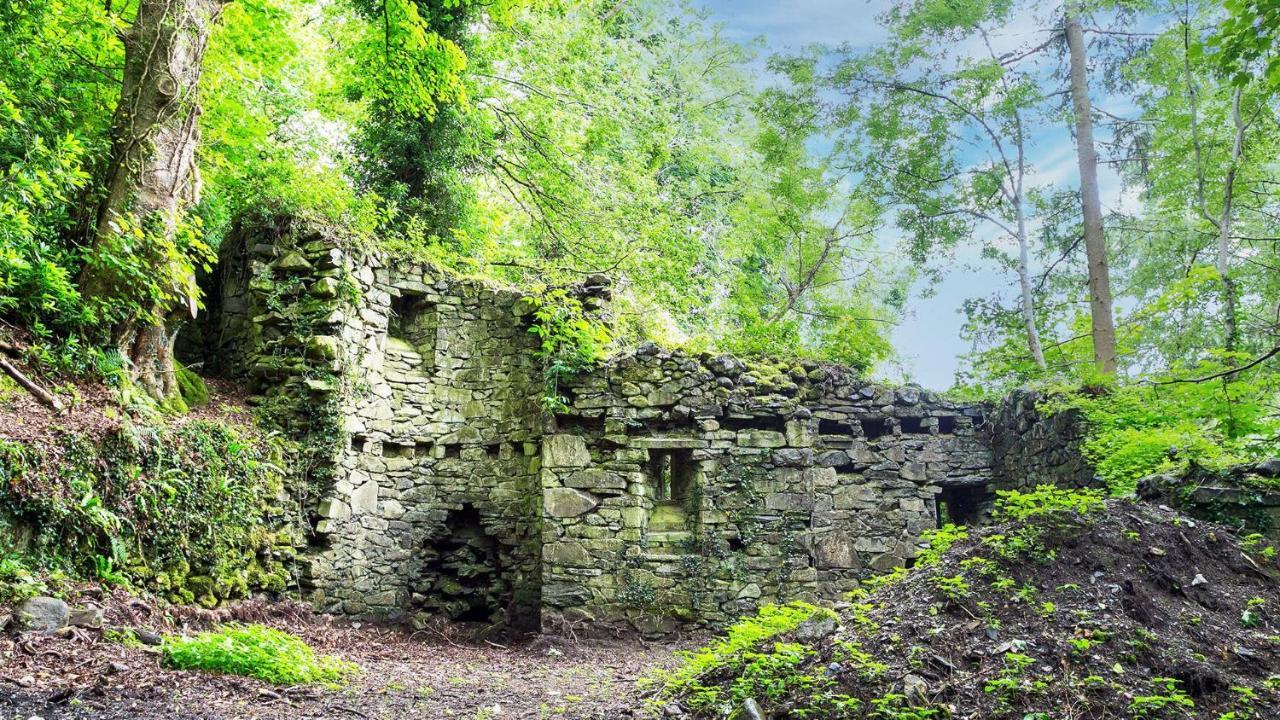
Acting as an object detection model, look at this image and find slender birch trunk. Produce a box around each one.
[1065,4,1118,375]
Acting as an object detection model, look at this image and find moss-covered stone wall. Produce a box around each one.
[198,219,1112,635]
[197,219,546,629]
[540,347,993,634]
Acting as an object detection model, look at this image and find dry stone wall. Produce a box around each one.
[990,389,1099,492]
[539,347,993,633]
[194,220,1108,635]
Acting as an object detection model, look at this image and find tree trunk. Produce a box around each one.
[1015,196,1047,370]
[1065,5,1118,375]
[1218,86,1244,356]
[80,0,226,402]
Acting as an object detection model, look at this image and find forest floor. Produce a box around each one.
[0,595,689,720]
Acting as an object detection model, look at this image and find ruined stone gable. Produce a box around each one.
[191,221,1091,635]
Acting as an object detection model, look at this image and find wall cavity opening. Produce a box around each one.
[937,485,986,527]
[649,449,695,503]
[818,419,856,436]
[647,449,697,532]
[862,417,892,439]
[415,504,510,623]
[937,416,958,434]
[388,293,438,361]
[900,417,927,434]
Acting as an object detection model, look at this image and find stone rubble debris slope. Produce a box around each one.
[647,500,1280,719]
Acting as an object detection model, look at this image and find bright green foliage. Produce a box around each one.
[0,554,48,604]
[1044,380,1280,495]
[983,486,1106,563]
[0,0,113,341]
[991,486,1106,523]
[524,288,612,412]
[1128,677,1196,717]
[162,623,358,685]
[643,602,860,717]
[915,524,968,567]
[368,1,902,367]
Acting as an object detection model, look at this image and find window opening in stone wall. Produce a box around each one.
[818,419,855,436]
[386,443,415,459]
[937,485,985,527]
[554,414,605,434]
[387,293,438,361]
[649,449,695,503]
[937,416,958,434]
[443,444,461,459]
[862,417,891,439]
[900,417,927,434]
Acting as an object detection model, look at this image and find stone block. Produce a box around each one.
[545,488,600,517]
[543,434,590,468]
[351,479,379,514]
[544,541,593,567]
[813,534,861,569]
[737,430,786,448]
[785,420,812,447]
[14,597,69,631]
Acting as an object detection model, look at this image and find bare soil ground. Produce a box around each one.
[1,596,686,720]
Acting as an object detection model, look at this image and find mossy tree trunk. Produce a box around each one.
[80,0,227,403]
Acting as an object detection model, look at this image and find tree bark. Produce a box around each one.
[80,0,227,402]
[1065,4,1118,375]
[1218,86,1244,356]
[1014,197,1047,370]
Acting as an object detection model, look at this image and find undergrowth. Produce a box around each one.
[1041,379,1280,495]
[0,420,296,606]
[161,624,357,685]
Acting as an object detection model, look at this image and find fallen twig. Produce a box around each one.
[0,356,64,412]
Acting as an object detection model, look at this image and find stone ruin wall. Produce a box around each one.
[540,349,993,634]
[193,221,1125,634]
[194,221,549,630]
[989,389,1098,493]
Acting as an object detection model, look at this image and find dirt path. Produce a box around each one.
[1,615,685,720]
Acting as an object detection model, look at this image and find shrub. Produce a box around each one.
[161,624,357,685]
[643,602,859,717]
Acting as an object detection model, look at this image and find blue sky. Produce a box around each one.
[696,0,1132,390]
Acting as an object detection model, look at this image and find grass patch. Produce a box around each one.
[161,623,358,685]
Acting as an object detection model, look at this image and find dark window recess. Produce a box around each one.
[649,449,696,503]
[486,443,502,458]
[727,537,747,552]
[862,417,891,439]
[443,444,461,459]
[351,434,371,453]
[900,417,927,434]
[937,485,986,527]
[554,414,605,434]
[388,293,438,355]
[818,419,856,436]
[937,416,958,434]
[386,444,415,459]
